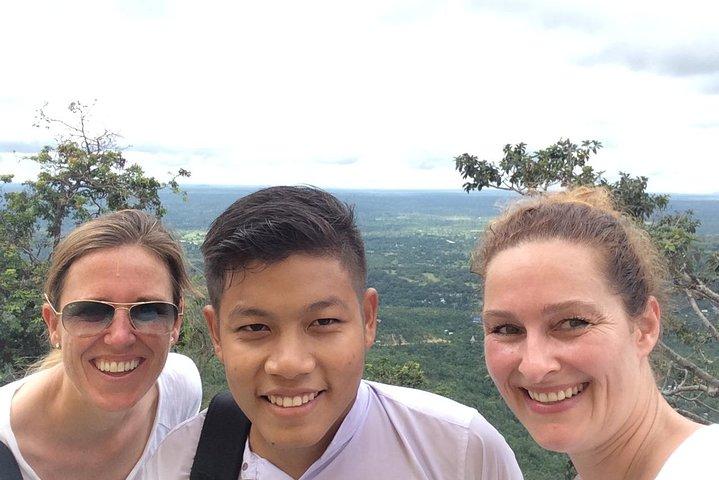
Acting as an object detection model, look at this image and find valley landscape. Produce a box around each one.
[162,186,719,479]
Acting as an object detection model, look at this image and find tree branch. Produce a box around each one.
[683,272,719,304]
[662,384,710,396]
[685,289,719,341]
[658,341,719,392]
[675,408,712,425]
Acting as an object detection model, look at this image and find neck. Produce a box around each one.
[249,431,332,480]
[43,365,158,441]
[571,377,700,480]
[248,393,357,480]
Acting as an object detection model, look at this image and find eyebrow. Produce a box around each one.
[228,306,272,320]
[228,296,350,320]
[481,309,517,323]
[541,300,604,317]
[483,300,604,321]
[305,296,349,312]
[79,296,169,304]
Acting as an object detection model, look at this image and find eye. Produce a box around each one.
[490,324,523,335]
[557,317,590,330]
[238,323,270,332]
[312,318,340,327]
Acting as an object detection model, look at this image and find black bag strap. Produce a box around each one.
[190,391,252,480]
[0,441,23,480]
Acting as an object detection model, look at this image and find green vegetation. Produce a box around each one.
[0,102,189,377]
[2,115,717,479]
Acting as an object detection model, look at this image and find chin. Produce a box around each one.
[525,426,580,454]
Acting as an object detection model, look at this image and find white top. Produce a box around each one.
[654,423,718,479]
[0,352,202,480]
[146,380,523,479]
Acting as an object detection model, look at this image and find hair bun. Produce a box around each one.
[545,186,619,217]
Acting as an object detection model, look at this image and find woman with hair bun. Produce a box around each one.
[0,210,201,480]
[476,187,717,479]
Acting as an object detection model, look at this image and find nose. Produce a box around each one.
[517,333,560,384]
[264,332,316,379]
[103,309,137,348]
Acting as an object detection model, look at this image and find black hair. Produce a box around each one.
[201,186,367,310]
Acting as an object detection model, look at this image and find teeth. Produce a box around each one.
[268,392,318,408]
[528,384,585,403]
[95,359,140,373]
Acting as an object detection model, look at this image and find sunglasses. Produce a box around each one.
[45,294,181,337]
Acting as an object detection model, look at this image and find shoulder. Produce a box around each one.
[0,377,38,478]
[154,353,202,440]
[362,381,522,479]
[0,374,32,398]
[161,352,201,380]
[676,423,719,453]
[365,380,480,427]
[0,379,19,440]
[656,424,719,479]
[158,353,202,399]
[679,423,719,453]
[158,410,207,453]
[144,410,207,479]
[0,375,36,431]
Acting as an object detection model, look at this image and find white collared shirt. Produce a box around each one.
[145,380,523,479]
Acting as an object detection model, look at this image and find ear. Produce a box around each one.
[171,297,185,344]
[362,288,379,350]
[203,305,224,364]
[42,302,62,347]
[634,296,661,358]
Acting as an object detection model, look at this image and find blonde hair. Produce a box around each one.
[33,209,193,371]
[474,186,668,317]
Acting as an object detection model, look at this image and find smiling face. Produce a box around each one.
[204,254,377,469]
[482,239,659,454]
[43,245,180,412]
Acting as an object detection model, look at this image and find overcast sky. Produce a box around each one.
[1,0,717,193]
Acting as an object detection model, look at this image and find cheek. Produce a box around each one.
[483,340,516,383]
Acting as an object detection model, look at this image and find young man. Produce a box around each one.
[146,186,522,479]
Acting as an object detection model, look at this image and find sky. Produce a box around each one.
[0,0,718,193]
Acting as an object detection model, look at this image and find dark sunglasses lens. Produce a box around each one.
[62,301,114,334]
[130,303,178,333]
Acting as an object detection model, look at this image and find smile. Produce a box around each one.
[94,358,141,373]
[526,383,587,403]
[266,392,320,408]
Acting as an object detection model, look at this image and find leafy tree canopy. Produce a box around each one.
[365,357,428,389]
[0,101,190,378]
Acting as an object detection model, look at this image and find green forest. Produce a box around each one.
[1,109,717,479]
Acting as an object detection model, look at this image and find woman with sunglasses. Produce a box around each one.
[476,187,717,479]
[0,209,201,480]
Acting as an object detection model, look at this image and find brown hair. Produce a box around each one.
[473,186,668,317]
[36,209,193,370]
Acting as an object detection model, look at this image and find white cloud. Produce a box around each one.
[0,0,717,193]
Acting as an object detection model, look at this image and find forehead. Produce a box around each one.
[61,245,172,301]
[483,240,613,307]
[219,254,360,314]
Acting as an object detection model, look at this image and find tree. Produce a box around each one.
[455,139,718,424]
[365,357,428,389]
[0,101,190,379]
[454,139,602,195]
